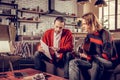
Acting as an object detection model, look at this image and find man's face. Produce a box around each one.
[54,20,65,34]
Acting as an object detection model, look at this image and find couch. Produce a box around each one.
[0,55,21,71]
[109,39,120,80]
[0,41,34,71]
[44,39,120,80]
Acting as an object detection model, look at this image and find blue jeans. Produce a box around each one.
[91,56,113,80]
[69,58,92,80]
[69,56,113,80]
[33,51,74,78]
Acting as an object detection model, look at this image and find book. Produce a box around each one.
[40,40,52,60]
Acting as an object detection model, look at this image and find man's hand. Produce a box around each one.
[50,47,60,52]
[50,47,60,58]
[37,45,45,53]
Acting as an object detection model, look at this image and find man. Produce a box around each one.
[34,16,74,79]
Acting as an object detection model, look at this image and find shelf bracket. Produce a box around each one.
[39,14,41,18]
[20,11,23,17]
[36,23,38,29]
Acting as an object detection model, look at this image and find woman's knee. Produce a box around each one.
[69,59,78,68]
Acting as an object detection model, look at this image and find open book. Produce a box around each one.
[40,40,52,60]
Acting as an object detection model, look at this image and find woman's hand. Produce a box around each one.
[80,53,88,59]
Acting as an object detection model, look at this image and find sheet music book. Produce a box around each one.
[0,41,11,53]
[40,40,52,60]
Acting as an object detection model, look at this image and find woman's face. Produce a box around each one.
[81,19,90,33]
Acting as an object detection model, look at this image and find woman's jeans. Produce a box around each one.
[69,58,92,80]
[69,56,113,80]
[33,51,74,78]
[91,56,113,80]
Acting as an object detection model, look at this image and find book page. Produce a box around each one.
[0,41,11,53]
[40,40,52,60]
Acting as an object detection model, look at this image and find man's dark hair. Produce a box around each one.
[54,16,66,23]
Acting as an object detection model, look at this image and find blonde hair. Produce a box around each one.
[82,12,102,32]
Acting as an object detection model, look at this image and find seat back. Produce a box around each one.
[114,40,120,61]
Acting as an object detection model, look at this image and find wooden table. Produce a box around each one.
[0,68,66,80]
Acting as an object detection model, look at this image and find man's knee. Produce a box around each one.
[34,51,43,59]
[66,52,74,59]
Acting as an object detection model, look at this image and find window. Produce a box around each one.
[99,0,119,31]
[117,0,120,29]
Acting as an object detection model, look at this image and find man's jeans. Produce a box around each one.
[33,51,74,78]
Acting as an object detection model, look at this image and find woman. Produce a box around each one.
[69,12,118,80]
